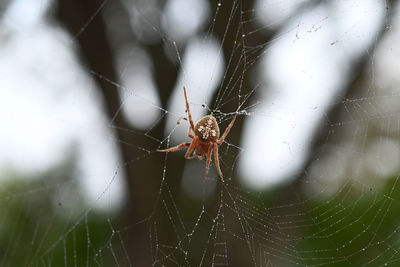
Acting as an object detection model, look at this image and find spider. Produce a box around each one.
[157,87,237,181]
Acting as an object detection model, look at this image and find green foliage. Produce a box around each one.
[0,157,115,266]
[295,180,400,266]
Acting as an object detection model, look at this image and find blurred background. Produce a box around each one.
[1,0,400,266]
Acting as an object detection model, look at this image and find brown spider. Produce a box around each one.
[157,87,237,181]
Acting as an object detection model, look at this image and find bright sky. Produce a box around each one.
[0,0,126,211]
[240,0,387,189]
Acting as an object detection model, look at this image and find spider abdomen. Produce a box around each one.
[194,115,220,142]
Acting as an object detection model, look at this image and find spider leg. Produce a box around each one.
[187,149,198,159]
[183,87,195,134]
[187,127,194,139]
[157,142,191,153]
[184,136,198,159]
[217,115,237,146]
[214,143,223,180]
[205,144,213,177]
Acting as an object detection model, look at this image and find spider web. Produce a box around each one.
[1,0,400,266]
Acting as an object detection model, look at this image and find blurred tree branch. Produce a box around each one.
[289,0,397,194]
[55,0,171,265]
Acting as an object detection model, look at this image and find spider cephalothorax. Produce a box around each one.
[157,87,237,180]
